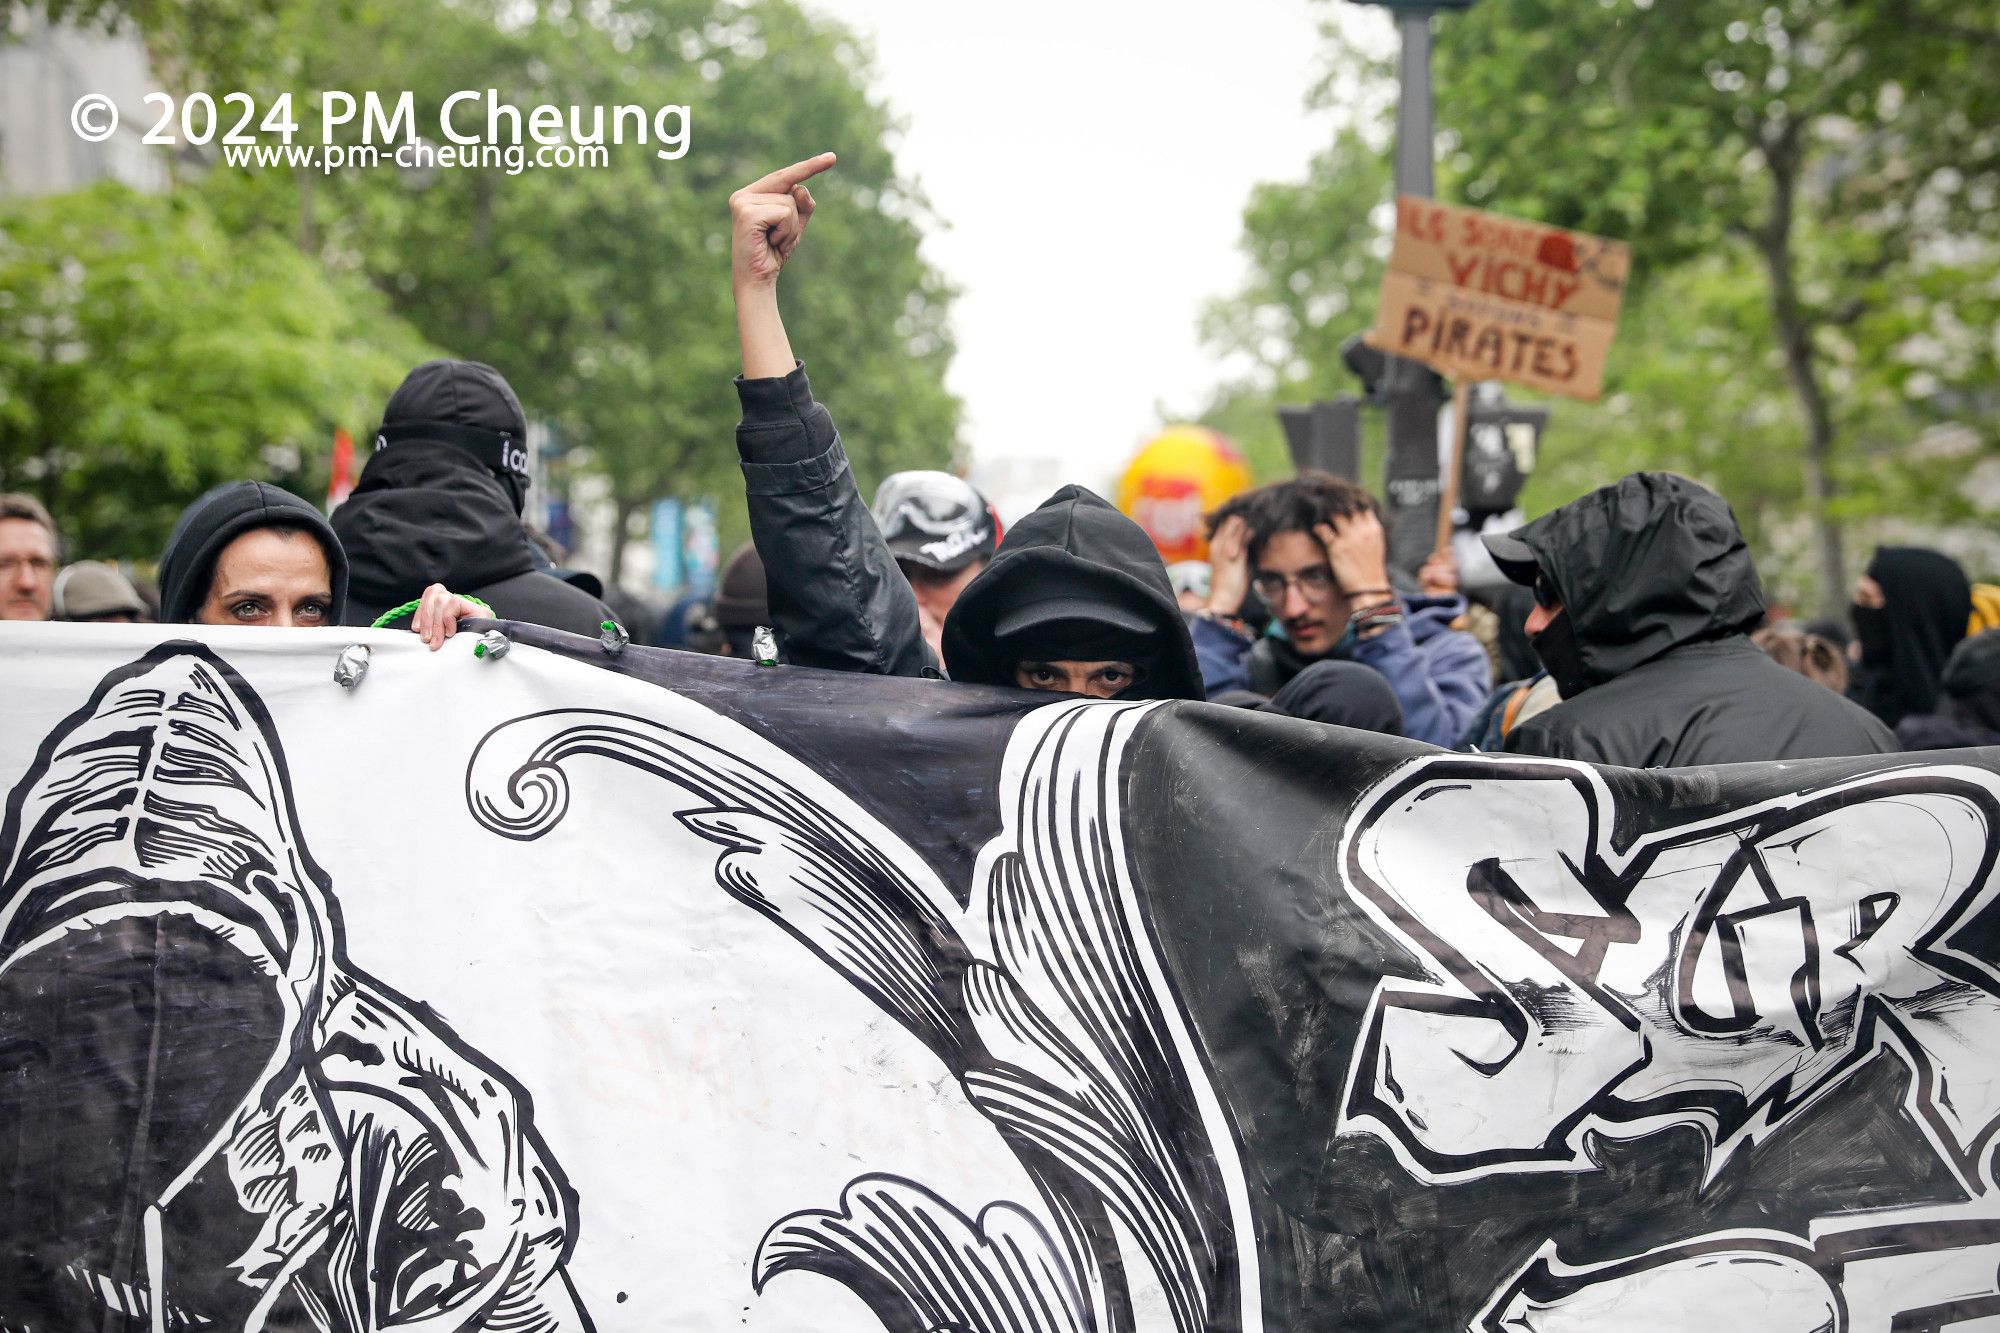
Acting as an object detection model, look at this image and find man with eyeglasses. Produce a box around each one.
[1483,471,1896,766]
[1194,473,1490,746]
[0,494,60,622]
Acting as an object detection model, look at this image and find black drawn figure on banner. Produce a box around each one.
[463,699,1259,1333]
[0,644,588,1332]
[1339,753,2000,1330]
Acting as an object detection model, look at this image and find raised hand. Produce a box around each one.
[731,153,837,378]
[1418,548,1460,597]
[730,152,837,292]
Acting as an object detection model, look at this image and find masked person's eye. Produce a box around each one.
[231,600,267,622]
[1016,663,1064,690]
[298,602,330,624]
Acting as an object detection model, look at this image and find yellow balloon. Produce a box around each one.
[1116,425,1254,563]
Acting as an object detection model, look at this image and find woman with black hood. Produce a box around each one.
[159,480,485,648]
[725,154,1201,701]
[1848,545,1973,729]
[159,481,351,628]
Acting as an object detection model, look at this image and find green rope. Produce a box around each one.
[370,593,492,629]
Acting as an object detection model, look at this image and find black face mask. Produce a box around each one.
[1530,607,1591,700]
[1851,602,1891,664]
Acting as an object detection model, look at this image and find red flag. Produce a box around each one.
[327,427,355,510]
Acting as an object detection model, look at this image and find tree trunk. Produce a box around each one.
[1755,138,1847,618]
[606,494,641,589]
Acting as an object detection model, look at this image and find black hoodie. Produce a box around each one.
[734,364,1201,700]
[1849,545,1971,728]
[1484,473,1895,766]
[940,485,1201,700]
[331,438,612,635]
[158,481,349,625]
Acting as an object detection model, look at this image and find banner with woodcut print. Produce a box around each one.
[1,622,1996,1331]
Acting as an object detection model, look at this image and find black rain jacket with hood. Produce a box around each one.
[1849,545,1972,729]
[331,360,612,635]
[734,363,1201,700]
[1485,472,1896,767]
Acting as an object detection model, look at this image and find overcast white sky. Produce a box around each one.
[801,0,1386,509]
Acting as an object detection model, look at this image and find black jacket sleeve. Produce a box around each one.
[734,362,931,679]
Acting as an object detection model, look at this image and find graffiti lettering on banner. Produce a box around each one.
[1366,196,1630,400]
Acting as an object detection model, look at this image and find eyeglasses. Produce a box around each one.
[1532,573,1562,611]
[1251,566,1339,604]
[0,556,55,579]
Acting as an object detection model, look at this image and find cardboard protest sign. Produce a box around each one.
[1368,196,1630,399]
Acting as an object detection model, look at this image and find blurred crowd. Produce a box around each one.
[3,150,1996,769]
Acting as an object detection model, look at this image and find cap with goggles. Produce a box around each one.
[870,471,999,574]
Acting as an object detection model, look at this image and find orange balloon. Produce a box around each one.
[1115,425,1254,563]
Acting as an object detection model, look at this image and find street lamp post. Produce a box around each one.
[1350,0,1475,576]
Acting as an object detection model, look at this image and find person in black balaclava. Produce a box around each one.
[1848,545,1972,729]
[1482,472,1895,767]
[332,360,613,636]
[723,153,1200,701]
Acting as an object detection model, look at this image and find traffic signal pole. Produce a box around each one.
[1379,10,1449,577]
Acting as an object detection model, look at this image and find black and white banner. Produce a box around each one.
[3,623,1997,1331]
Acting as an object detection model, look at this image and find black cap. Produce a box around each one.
[713,542,769,630]
[375,360,532,499]
[1480,529,1540,585]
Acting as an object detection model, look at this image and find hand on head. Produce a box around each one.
[1205,514,1251,617]
[1313,512,1390,596]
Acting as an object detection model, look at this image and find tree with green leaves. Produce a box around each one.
[0,181,435,558]
[1435,0,2000,611]
[1206,0,1998,612]
[196,0,959,582]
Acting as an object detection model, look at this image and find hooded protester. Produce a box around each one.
[158,481,350,627]
[1895,629,2000,751]
[1847,545,1973,729]
[331,360,613,636]
[935,485,1200,699]
[726,153,1200,702]
[1484,472,1895,767]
